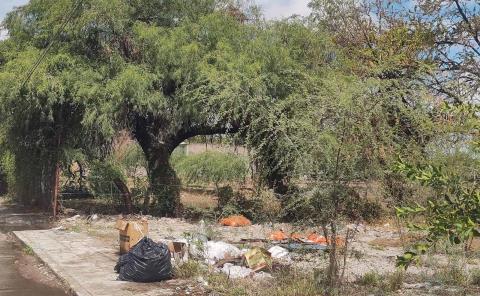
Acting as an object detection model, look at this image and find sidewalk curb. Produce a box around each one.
[13,230,85,296]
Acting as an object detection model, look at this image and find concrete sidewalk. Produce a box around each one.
[13,230,194,296]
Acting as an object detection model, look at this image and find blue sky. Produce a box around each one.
[0,0,311,22]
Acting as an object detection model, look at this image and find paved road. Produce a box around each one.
[0,206,67,296]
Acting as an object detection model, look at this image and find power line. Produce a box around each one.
[20,0,82,90]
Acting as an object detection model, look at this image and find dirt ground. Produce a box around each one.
[53,211,480,295]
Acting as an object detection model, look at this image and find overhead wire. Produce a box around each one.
[20,0,82,90]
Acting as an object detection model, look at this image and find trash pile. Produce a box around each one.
[113,215,342,282]
[115,237,172,282]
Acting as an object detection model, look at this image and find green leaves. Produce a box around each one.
[395,159,480,269]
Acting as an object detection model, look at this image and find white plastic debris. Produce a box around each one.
[268,246,289,259]
[221,263,253,279]
[66,214,81,221]
[221,263,273,280]
[205,241,242,264]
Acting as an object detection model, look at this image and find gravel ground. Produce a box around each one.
[56,213,480,295]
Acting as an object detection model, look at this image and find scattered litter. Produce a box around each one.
[280,243,328,251]
[51,225,64,231]
[88,214,99,222]
[184,232,208,259]
[114,237,172,282]
[219,215,251,227]
[66,214,81,221]
[307,233,328,245]
[269,230,287,241]
[205,241,242,265]
[167,240,189,263]
[244,247,272,271]
[221,263,253,279]
[268,246,290,260]
[221,263,273,280]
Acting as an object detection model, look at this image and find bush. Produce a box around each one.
[172,151,248,188]
[87,161,125,198]
[281,185,384,223]
[356,271,383,287]
[469,268,480,286]
[173,260,203,279]
[433,261,469,286]
[216,186,263,221]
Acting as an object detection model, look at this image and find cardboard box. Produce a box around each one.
[167,241,189,263]
[115,219,148,254]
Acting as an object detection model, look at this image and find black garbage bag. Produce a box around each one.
[114,237,172,282]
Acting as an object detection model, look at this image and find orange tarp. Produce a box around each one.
[269,230,288,241]
[219,215,252,227]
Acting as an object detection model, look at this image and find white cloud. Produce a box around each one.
[0,29,8,41]
[257,0,311,20]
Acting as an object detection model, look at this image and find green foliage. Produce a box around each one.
[356,270,405,292]
[281,185,383,223]
[469,269,480,286]
[87,160,125,197]
[215,186,262,221]
[395,158,480,269]
[432,260,469,286]
[173,260,203,279]
[172,152,247,188]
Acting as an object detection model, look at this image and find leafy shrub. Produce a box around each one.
[281,185,383,223]
[386,270,405,291]
[469,268,480,286]
[0,151,15,197]
[433,261,469,286]
[173,260,203,279]
[356,271,383,287]
[216,186,263,221]
[172,151,248,188]
[87,161,125,198]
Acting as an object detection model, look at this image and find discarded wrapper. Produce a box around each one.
[244,247,272,271]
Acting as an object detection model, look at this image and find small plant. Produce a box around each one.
[469,268,480,286]
[386,270,405,291]
[173,260,203,279]
[433,262,469,286]
[350,249,365,260]
[356,271,383,287]
[23,245,34,255]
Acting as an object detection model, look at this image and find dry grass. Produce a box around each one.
[368,232,424,248]
[180,190,218,209]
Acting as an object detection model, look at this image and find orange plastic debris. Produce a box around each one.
[307,232,345,246]
[307,233,328,245]
[269,230,288,241]
[219,215,252,227]
[290,232,306,241]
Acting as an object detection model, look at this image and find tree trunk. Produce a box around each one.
[113,178,133,214]
[0,169,7,196]
[145,146,180,216]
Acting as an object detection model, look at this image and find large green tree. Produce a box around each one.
[0,0,333,214]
